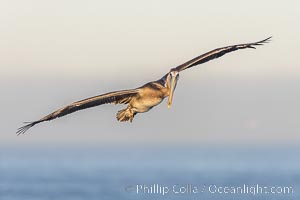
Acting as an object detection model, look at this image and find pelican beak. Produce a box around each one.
[167,73,178,109]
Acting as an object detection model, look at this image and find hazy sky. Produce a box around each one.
[1,0,300,146]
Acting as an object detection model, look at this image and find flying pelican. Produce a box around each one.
[17,37,271,135]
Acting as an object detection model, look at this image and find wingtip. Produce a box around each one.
[248,36,272,49]
[265,36,272,40]
[259,36,272,43]
[16,122,36,136]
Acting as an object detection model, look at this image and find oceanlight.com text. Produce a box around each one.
[125,183,293,196]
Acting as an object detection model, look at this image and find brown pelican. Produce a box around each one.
[17,37,271,135]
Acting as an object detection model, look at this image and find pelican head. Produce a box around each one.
[166,69,179,109]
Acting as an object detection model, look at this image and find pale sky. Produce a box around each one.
[1,0,300,146]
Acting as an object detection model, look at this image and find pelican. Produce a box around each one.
[17,37,271,135]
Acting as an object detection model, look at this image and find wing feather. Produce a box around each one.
[17,89,139,135]
[175,37,271,72]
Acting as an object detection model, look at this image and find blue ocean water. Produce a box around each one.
[0,146,299,200]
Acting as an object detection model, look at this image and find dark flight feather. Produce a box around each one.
[175,37,271,72]
[17,89,139,135]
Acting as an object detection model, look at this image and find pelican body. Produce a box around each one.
[17,37,271,135]
[116,70,179,122]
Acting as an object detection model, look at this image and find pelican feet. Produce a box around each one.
[116,108,135,122]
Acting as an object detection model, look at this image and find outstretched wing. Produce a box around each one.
[17,89,139,135]
[175,37,271,72]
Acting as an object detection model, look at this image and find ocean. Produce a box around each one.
[0,146,299,200]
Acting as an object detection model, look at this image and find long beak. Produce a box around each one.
[167,76,177,109]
